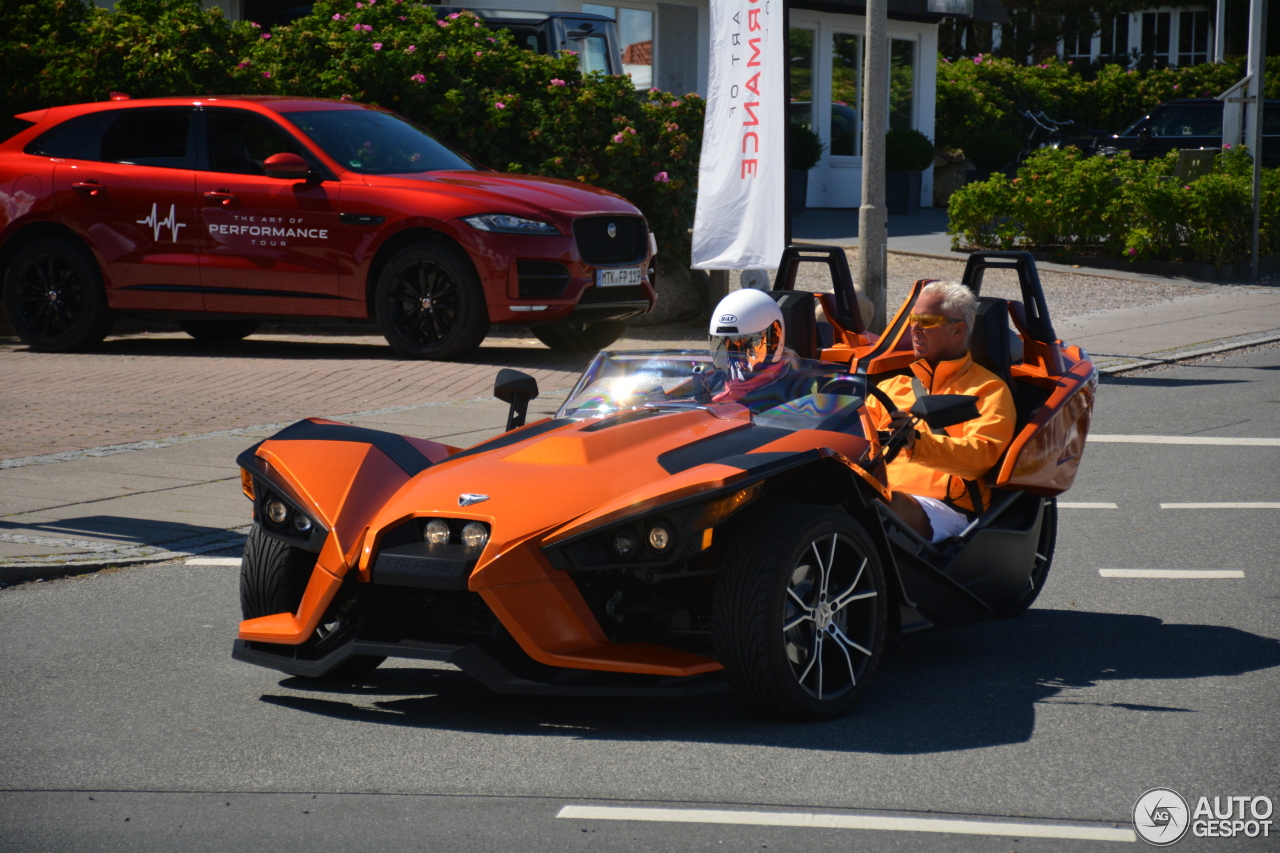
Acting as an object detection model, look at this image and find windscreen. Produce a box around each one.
[556,350,867,436]
[284,109,474,174]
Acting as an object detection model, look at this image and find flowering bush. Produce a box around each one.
[2,0,703,263]
[948,146,1278,272]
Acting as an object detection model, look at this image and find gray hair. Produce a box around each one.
[920,280,977,342]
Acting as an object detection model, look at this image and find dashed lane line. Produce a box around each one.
[186,557,241,566]
[1099,569,1245,578]
[1089,435,1280,446]
[1160,502,1280,509]
[555,805,1136,842]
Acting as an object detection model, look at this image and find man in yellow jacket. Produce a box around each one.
[866,280,1016,543]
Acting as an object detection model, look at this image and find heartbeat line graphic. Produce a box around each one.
[136,203,187,242]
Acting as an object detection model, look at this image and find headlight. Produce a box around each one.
[461,522,490,550]
[611,528,638,559]
[462,213,560,235]
[291,513,313,534]
[647,522,672,552]
[265,498,289,525]
[424,519,451,545]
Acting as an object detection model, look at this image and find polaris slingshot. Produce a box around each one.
[232,250,1097,720]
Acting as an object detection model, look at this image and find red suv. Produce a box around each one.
[0,96,656,358]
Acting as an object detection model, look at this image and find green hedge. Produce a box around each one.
[937,53,1280,171]
[1,0,703,263]
[947,146,1279,272]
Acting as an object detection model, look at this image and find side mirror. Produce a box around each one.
[263,152,311,179]
[494,368,539,431]
[910,394,980,430]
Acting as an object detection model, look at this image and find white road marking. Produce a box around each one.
[555,806,1136,842]
[1059,502,1119,508]
[185,557,241,566]
[1099,569,1245,578]
[1160,502,1280,509]
[1089,435,1280,446]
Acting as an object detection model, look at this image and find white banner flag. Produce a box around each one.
[690,0,786,270]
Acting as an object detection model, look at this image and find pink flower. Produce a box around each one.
[1127,248,1137,257]
[1173,84,1180,90]
[563,50,577,56]
[436,52,445,58]
[1183,185,1191,190]
[671,100,681,106]
[373,42,382,50]
[1068,60,1074,64]
[448,11,460,18]
[487,37,495,42]
[406,44,416,53]
[1223,143,1232,149]
[474,21,481,26]
[399,16,406,20]
[942,57,951,63]
[654,171,669,182]
[355,2,362,7]
[495,101,505,109]
[262,71,271,78]
[332,13,344,20]
[362,24,373,32]
[261,32,271,39]
[550,78,565,86]
[627,127,635,134]
[340,94,353,101]
[437,20,447,26]
[475,51,482,56]
[649,87,660,93]
[250,21,260,27]
[411,73,426,83]
[237,60,250,68]
[612,132,625,143]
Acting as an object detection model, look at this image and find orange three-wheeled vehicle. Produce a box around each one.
[232,250,1097,720]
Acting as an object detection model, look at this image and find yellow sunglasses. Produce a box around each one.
[908,313,963,329]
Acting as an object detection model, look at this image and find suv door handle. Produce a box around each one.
[71,181,102,195]
[202,190,237,206]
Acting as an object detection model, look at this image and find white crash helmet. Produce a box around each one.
[709,288,785,377]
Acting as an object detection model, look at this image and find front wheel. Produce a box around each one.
[2,236,114,351]
[712,504,888,721]
[531,319,626,352]
[997,497,1057,618]
[374,243,488,360]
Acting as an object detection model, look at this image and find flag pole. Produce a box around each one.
[783,0,793,250]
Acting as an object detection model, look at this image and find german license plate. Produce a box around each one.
[596,266,643,287]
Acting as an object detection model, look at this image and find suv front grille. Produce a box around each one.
[516,260,570,298]
[573,217,646,265]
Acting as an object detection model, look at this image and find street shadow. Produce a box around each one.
[1100,375,1250,388]
[0,515,240,548]
[260,609,1280,754]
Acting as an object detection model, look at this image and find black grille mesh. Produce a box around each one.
[365,586,498,640]
[573,217,646,264]
[516,260,570,298]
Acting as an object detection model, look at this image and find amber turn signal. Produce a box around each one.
[696,481,763,529]
[240,469,254,500]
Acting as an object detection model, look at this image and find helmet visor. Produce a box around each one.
[710,331,771,372]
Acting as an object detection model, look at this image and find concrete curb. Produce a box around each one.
[1093,330,1280,375]
[0,532,247,587]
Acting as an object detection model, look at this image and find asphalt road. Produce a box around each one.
[2,346,1278,852]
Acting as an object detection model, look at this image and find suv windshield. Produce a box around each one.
[557,350,868,435]
[283,109,475,174]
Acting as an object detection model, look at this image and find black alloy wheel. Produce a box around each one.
[997,496,1058,618]
[2,236,114,351]
[179,319,262,342]
[531,319,627,352]
[713,504,887,721]
[375,243,488,360]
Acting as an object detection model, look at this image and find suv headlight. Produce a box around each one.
[462,214,560,235]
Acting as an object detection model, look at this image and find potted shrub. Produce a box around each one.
[789,122,825,214]
[885,127,935,215]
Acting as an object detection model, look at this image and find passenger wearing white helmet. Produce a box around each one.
[708,288,796,389]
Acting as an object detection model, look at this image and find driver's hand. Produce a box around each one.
[889,411,918,450]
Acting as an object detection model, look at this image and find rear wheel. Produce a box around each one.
[713,504,887,721]
[375,243,488,360]
[531,319,627,352]
[179,319,261,342]
[3,236,114,351]
[997,497,1057,618]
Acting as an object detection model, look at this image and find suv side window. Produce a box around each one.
[100,109,195,168]
[25,112,116,160]
[207,110,310,176]
[1148,105,1221,138]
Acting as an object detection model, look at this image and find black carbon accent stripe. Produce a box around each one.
[120,284,352,300]
[656,425,793,475]
[266,420,432,477]
[442,418,578,463]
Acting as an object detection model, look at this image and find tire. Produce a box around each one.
[239,524,315,620]
[531,319,627,352]
[712,504,888,721]
[997,497,1057,618]
[179,319,261,342]
[2,236,114,352]
[374,242,488,360]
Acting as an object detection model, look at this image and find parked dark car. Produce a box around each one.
[1104,98,1280,166]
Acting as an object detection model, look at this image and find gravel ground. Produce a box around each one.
[786,248,1211,323]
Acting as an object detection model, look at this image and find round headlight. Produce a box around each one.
[424,519,451,545]
[265,498,289,525]
[461,522,490,550]
[647,522,672,552]
[291,514,313,534]
[611,529,638,559]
